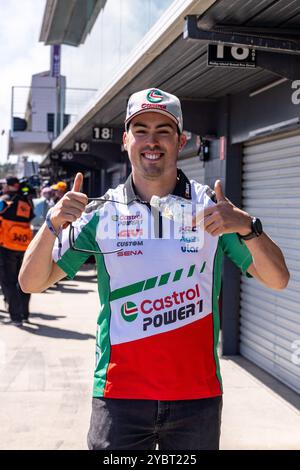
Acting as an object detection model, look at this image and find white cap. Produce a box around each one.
[125,88,183,133]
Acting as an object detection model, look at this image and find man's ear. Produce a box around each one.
[179,132,187,151]
[123,131,127,150]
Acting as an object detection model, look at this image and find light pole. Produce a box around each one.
[0,129,6,163]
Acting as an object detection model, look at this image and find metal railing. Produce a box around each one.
[11,85,97,139]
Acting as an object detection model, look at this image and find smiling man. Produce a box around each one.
[19,88,289,451]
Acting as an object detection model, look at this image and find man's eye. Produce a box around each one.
[159,130,170,135]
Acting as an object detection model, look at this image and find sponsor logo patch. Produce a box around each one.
[119,284,203,331]
[112,212,143,223]
[147,89,163,103]
[117,250,143,257]
[121,302,139,322]
[181,246,199,253]
[117,241,143,247]
[118,228,143,238]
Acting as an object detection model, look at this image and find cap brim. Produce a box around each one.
[125,109,181,131]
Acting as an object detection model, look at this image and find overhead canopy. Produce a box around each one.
[8,130,52,156]
[39,0,107,46]
[50,0,300,151]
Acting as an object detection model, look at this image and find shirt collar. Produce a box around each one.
[123,169,192,204]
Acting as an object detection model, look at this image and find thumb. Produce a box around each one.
[72,172,83,192]
[214,179,226,202]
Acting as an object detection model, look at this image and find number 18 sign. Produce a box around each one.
[93,127,113,141]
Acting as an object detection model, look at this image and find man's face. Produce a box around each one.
[3,183,19,193]
[43,191,53,201]
[123,112,186,180]
[54,189,66,199]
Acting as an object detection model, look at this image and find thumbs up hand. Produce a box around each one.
[49,172,88,232]
[72,172,84,193]
[199,179,252,237]
[214,179,227,203]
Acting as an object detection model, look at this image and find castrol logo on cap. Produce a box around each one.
[147,89,164,103]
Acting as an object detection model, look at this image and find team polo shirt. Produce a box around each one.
[53,170,253,400]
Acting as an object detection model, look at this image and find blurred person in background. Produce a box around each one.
[51,181,67,203]
[0,176,35,326]
[31,186,55,237]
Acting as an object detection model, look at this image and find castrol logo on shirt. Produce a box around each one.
[121,302,138,322]
[120,284,203,332]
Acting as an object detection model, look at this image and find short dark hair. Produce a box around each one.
[6,176,19,186]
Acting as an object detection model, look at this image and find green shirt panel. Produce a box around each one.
[220,233,253,275]
[56,213,99,279]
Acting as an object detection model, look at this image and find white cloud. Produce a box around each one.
[0,0,49,162]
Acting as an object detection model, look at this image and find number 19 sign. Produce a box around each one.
[74,142,89,153]
[93,127,113,141]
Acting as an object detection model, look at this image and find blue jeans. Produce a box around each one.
[87,396,222,450]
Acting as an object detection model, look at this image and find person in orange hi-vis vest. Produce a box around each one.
[0,176,35,326]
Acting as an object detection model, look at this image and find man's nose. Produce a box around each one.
[145,133,159,146]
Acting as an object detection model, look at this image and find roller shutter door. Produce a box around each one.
[107,163,127,189]
[111,169,121,189]
[177,156,205,183]
[240,132,300,393]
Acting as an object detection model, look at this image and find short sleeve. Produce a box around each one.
[52,211,99,279]
[220,233,253,275]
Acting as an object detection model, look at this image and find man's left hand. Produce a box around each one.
[197,180,252,237]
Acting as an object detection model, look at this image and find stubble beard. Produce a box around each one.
[139,148,178,180]
[141,161,164,179]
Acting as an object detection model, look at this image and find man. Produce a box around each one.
[51,181,67,203]
[0,176,35,326]
[19,88,289,450]
[31,187,55,237]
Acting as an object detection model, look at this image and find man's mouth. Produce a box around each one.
[141,152,163,161]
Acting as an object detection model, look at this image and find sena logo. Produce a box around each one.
[117,250,143,257]
[147,89,163,103]
[121,302,138,322]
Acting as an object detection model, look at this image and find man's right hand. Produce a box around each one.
[49,173,88,232]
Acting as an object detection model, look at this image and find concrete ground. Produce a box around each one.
[0,265,299,450]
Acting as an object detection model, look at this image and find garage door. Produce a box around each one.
[240,131,300,393]
[177,155,205,183]
[107,163,127,188]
